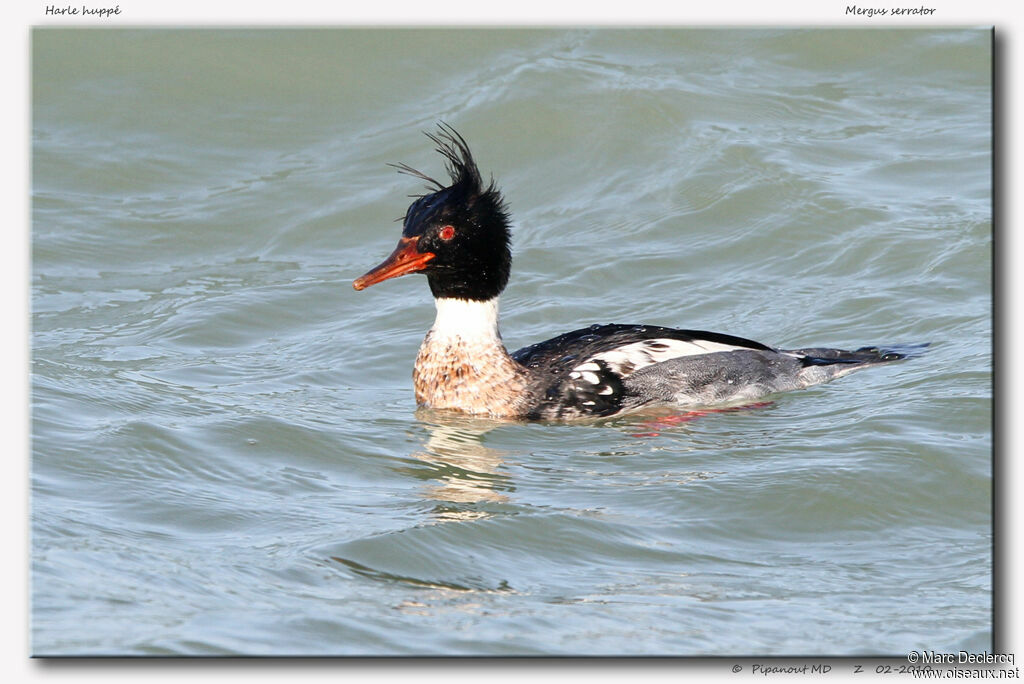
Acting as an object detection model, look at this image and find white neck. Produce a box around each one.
[429,297,502,343]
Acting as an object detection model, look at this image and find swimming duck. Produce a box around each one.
[353,124,915,421]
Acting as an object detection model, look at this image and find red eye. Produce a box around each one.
[439,225,456,241]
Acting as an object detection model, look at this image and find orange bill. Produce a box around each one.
[353,237,436,290]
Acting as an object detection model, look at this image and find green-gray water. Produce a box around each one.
[32,28,991,655]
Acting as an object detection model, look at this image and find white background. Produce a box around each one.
[8,1,1015,681]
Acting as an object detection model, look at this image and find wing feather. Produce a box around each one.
[514,324,775,419]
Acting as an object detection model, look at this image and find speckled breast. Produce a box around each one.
[412,333,531,418]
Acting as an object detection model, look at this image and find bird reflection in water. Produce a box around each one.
[407,409,519,519]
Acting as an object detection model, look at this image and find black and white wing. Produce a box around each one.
[512,324,775,419]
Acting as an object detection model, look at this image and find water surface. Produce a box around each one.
[31,28,991,655]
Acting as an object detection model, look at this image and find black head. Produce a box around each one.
[353,124,512,301]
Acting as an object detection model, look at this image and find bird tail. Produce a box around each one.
[794,343,929,366]
[789,343,929,382]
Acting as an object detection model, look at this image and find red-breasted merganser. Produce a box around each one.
[353,125,919,421]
